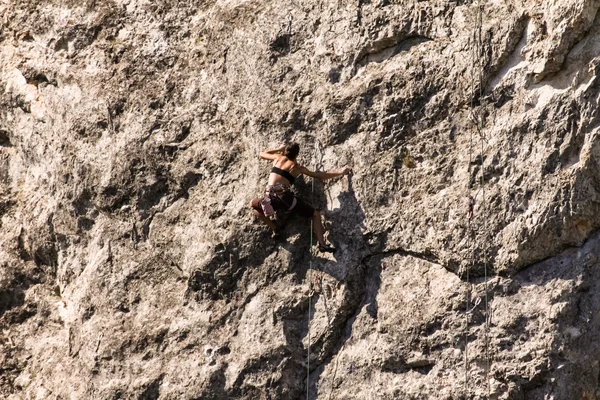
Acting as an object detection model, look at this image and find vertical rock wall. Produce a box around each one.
[1,0,600,399]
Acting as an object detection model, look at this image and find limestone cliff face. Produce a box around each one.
[1,0,600,399]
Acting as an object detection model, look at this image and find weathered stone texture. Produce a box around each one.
[1,0,600,399]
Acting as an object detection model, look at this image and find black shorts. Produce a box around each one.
[288,196,315,219]
[251,191,315,219]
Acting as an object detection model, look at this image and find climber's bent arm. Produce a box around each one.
[259,145,287,161]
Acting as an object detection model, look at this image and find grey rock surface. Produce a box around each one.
[1,0,600,399]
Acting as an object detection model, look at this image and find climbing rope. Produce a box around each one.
[464,0,492,398]
[306,138,318,400]
[463,2,477,396]
[480,123,491,400]
[475,0,492,397]
[307,196,313,399]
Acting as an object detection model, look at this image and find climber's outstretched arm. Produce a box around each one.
[259,145,286,160]
[297,165,352,181]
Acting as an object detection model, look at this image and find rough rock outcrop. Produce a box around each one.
[1,0,600,399]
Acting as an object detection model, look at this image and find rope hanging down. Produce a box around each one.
[464,0,492,398]
[306,137,320,400]
[307,174,314,400]
[476,0,492,395]
[306,137,339,399]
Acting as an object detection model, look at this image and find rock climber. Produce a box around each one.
[249,142,352,253]
[467,196,475,221]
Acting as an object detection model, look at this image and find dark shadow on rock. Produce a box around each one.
[138,373,164,400]
[191,365,228,400]
[0,284,26,319]
[326,174,366,243]
[305,174,388,399]
[0,266,43,324]
[496,229,600,398]
[275,174,373,400]
[302,256,370,400]
[309,175,372,399]
[238,172,370,399]
[273,173,369,283]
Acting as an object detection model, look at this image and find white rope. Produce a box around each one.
[306,138,317,400]
[464,1,492,398]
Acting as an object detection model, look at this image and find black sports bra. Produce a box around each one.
[271,166,296,184]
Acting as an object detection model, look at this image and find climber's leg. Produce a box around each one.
[312,210,326,245]
[312,211,335,252]
[250,198,276,232]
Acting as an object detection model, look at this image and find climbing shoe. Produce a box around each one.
[317,243,336,253]
[271,231,283,241]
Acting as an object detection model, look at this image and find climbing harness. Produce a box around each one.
[260,183,298,217]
